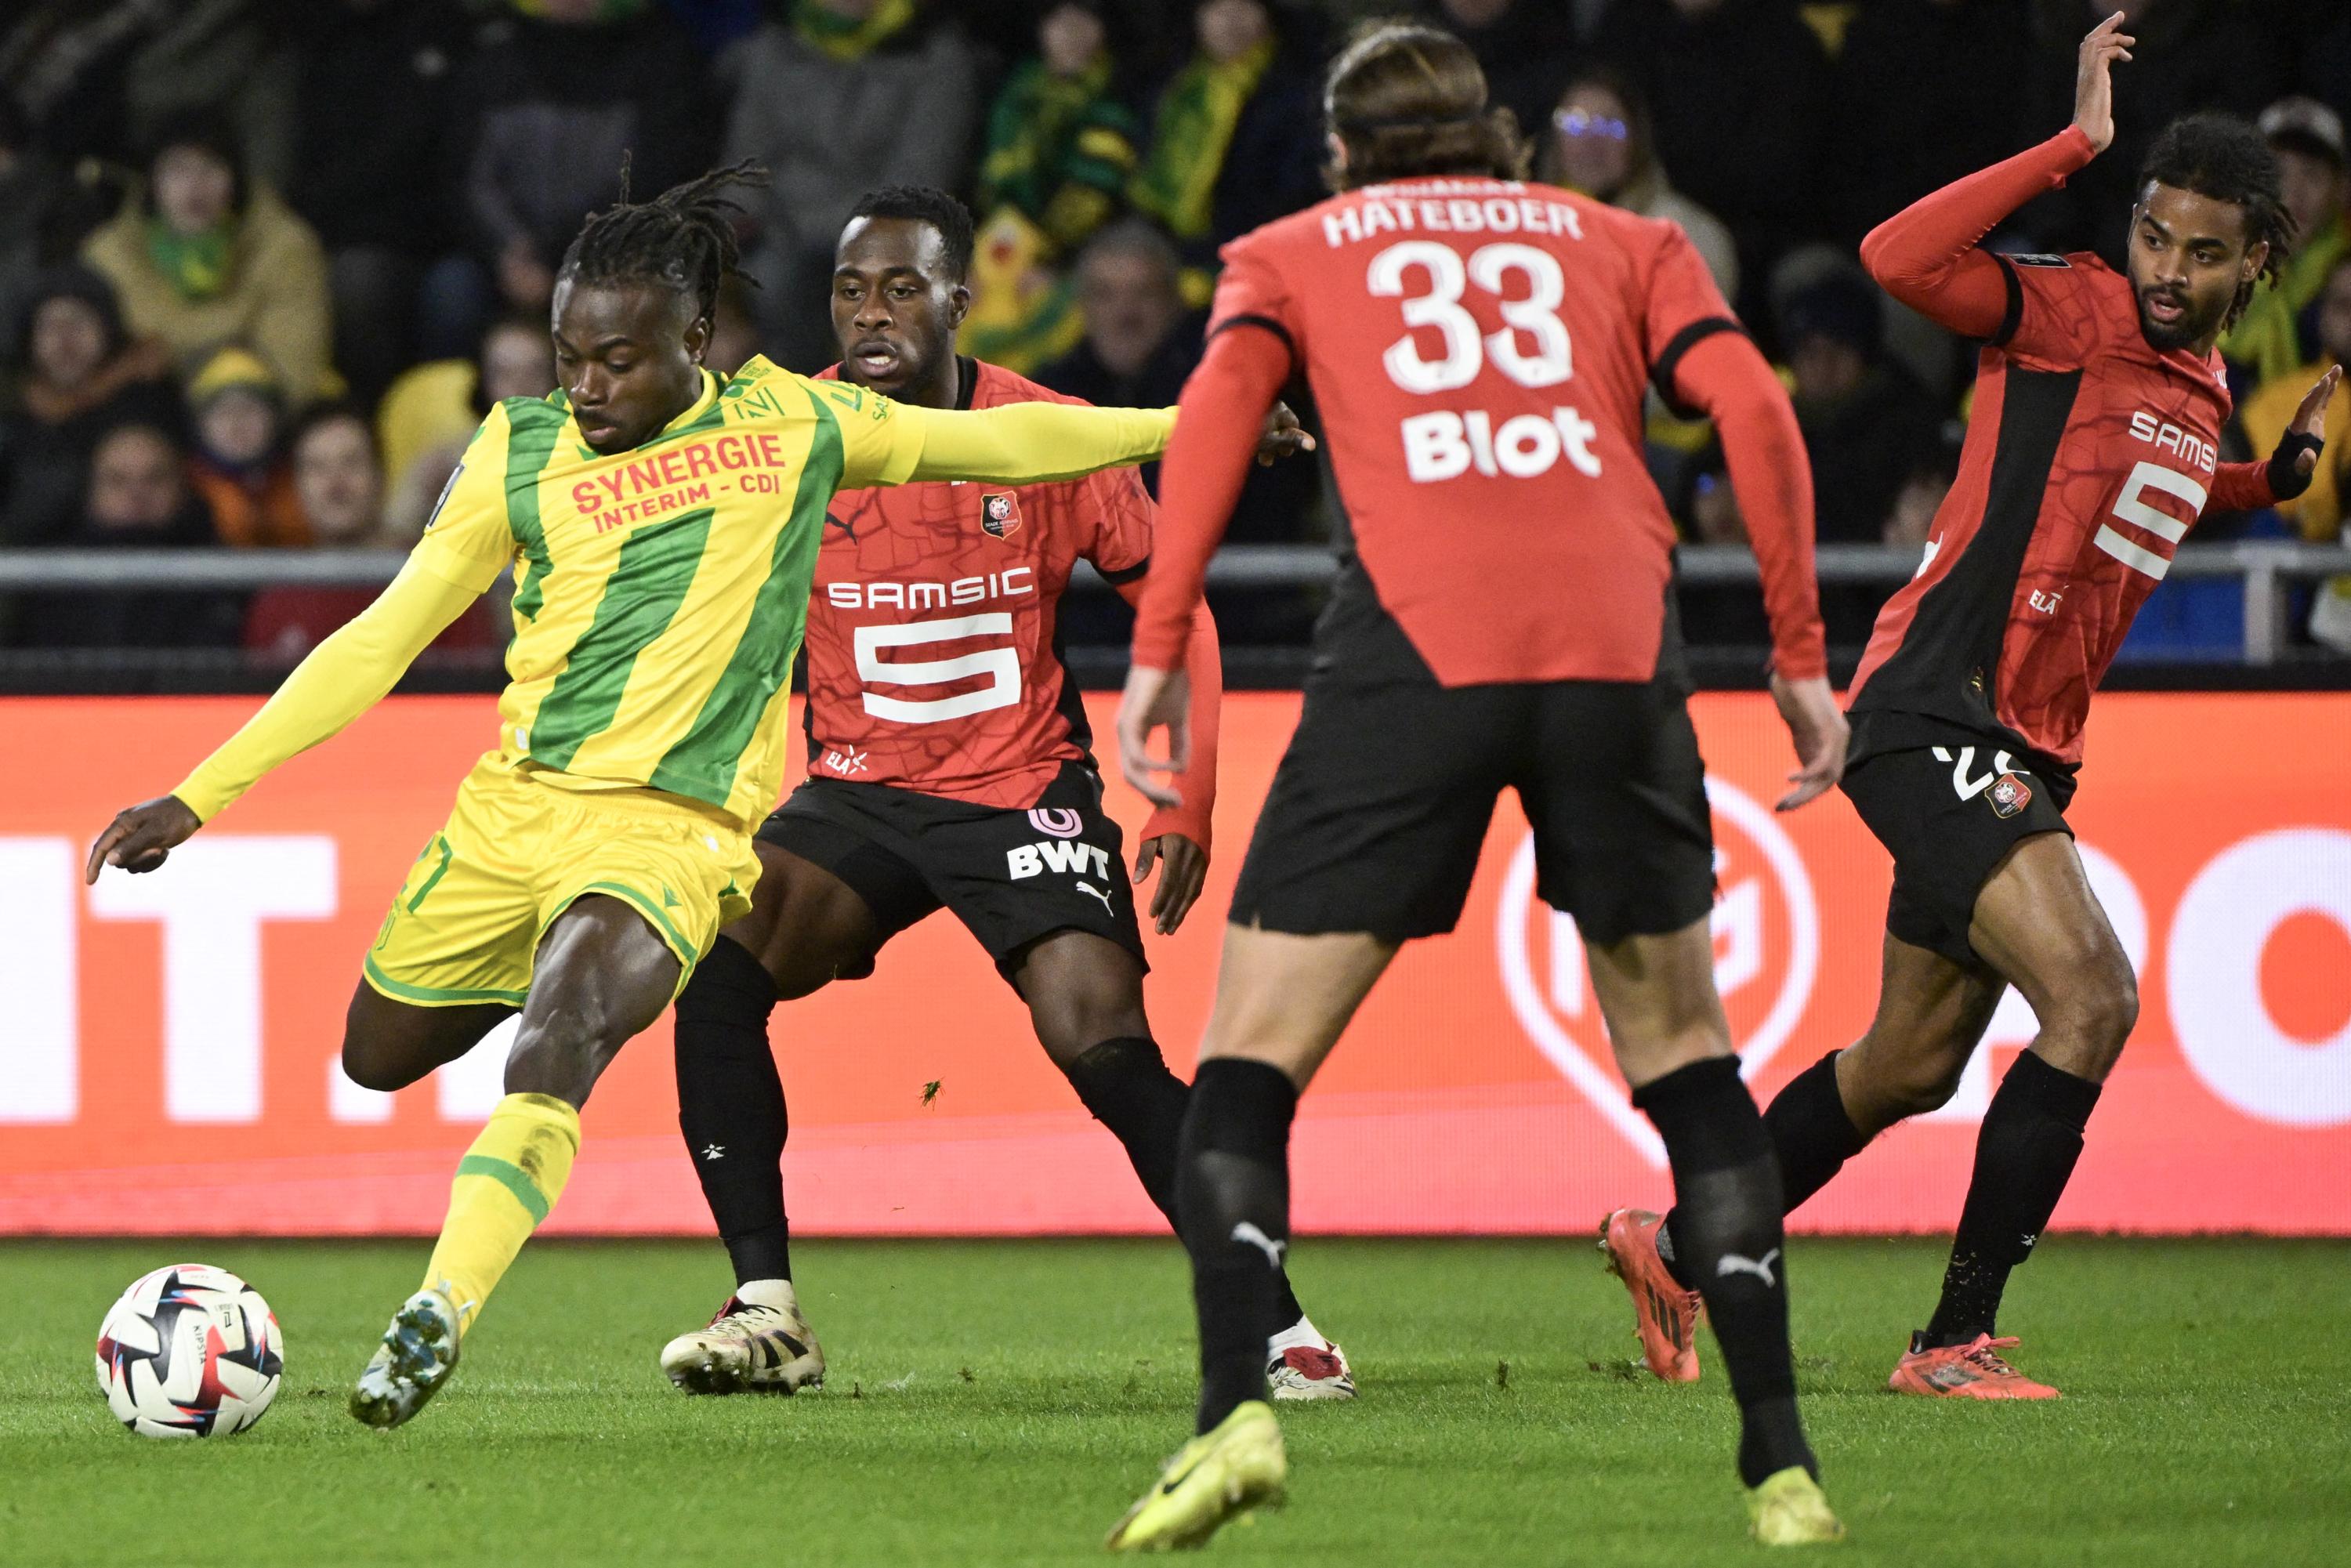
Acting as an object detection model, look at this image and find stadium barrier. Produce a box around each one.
[4,540,2349,664]
[2,690,2346,1237]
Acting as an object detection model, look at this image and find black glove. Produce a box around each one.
[2267,429,2326,502]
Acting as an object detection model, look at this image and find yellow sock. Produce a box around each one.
[420,1092,579,1337]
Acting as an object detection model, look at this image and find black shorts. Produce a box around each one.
[1839,711,2078,969]
[753,762,1146,984]
[1230,590,1715,946]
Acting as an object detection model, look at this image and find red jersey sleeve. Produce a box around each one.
[2210,460,2278,512]
[1079,462,1155,580]
[1642,221,1743,404]
[1130,242,1297,672]
[1860,127,2096,339]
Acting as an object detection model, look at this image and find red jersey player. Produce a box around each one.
[654,189,1350,1403]
[1619,16,2338,1404]
[1107,24,1849,1552]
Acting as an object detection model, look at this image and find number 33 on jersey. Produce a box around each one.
[1208,176,1743,686]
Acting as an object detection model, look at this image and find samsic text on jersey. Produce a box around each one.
[800,360,1152,807]
[1849,252,2263,766]
[1202,176,1739,685]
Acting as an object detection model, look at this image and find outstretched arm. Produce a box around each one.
[85,557,486,881]
[886,400,1176,486]
[2212,366,2341,512]
[1858,15,2129,336]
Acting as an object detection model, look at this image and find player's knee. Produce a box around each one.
[2071,957,2139,1063]
[2036,933,2136,1039]
[340,1035,418,1094]
[1879,1052,1970,1120]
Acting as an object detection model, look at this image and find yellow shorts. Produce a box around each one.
[361,754,760,1008]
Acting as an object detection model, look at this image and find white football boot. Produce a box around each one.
[1266,1316,1357,1401]
[350,1285,463,1429]
[660,1284,826,1395]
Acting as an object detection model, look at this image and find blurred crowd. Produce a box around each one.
[2,0,2349,663]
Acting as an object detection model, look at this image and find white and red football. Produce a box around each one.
[95,1264,284,1438]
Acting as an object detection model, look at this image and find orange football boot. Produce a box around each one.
[1886,1333,2059,1399]
[1599,1208,1704,1382]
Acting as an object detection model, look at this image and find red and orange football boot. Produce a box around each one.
[1599,1208,1704,1382]
[1886,1333,2059,1400]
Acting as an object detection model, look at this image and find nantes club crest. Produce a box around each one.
[980,491,1021,539]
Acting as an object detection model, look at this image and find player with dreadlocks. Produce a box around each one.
[85,161,1190,1429]
[1605,13,2338,1403]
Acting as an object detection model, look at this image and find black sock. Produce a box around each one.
[673,936,791,1286]
[1634,1056,1814,1487]
[1922,1051,2101,1347]
[1658,1051,1866,1291]
[1066,1037,1309,1331]
[1177,1058,1296,1435]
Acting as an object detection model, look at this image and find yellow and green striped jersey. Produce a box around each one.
[415,355,922,829]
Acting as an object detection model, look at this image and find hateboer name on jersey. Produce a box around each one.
[1321,182,1585,248]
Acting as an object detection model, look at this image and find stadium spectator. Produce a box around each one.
[0,264,178,549]
[1538,66,1738,298]
[381,313,555,538]
[285,0,479,409]
[2018,0,2287,259]
[2223,97,2349,389]
[2239,254,2351,650]
[1591,0,1832,310]
[243,404,491,661]
[723,0,979,371]
[1777,270,1947,546]
[0,93,76,342]
[1041,219,1317,549]
[452,0,714,320]
[14,421,241,650]
[0,2,299,186]
[1039,219,1190,414]
[79,112,335,405]
[1824,0,2034,248]
[184,346,305,550]
[1131,0,1324,293]
[978,2,1139,258]
[963,2,1139,373]
[1414,0,1579,143]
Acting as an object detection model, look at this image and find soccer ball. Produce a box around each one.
[95,1264,284,1438]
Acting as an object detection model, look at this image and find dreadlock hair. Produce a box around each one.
[2138,113,2295,329]
[558,158,769,328]
[846,186,976,283]
[1322,20,1528,192]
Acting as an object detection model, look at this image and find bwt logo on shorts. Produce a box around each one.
[1007,839,1112,882]
[1494,779,1819,1165]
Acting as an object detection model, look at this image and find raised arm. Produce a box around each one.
[1859,14,2130,335]
[85,556,486,880]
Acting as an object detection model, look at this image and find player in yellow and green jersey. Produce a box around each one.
[82,162,1179,1430]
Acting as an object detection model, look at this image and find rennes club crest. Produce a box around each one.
[980,491,1020,538]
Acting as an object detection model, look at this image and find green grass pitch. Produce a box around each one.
[8,1237,2346,1566]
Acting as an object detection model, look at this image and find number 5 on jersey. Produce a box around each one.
[854,614,1020,723]
[1369,240,1602,484]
